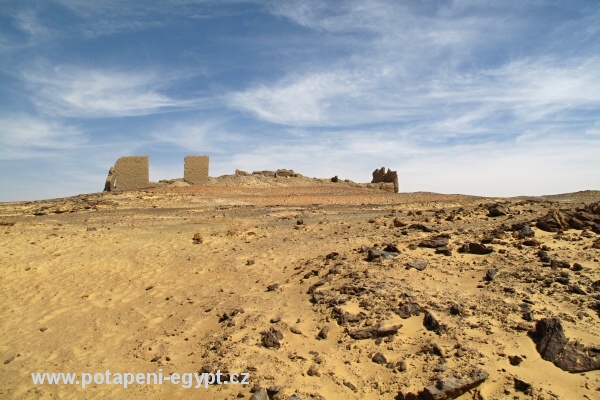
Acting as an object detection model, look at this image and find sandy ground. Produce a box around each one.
[1,181,599,399]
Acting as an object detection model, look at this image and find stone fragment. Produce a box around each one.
[261,327,283,349]
[485,269,498,281]
[458,242,493,255]
[423,310,443,333]
[372,352,387,364]
[406,259,428,271]
[487,203,510,217]
[250,388,268,400]
[529,317,600,372]
[419,368,488,400]
[317,325,329,340]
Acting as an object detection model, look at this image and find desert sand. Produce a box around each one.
[1,175,599,399]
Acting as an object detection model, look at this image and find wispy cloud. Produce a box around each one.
[0,115,87,160]
[21,64,205,118]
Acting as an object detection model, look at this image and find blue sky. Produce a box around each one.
[1,0,599,201]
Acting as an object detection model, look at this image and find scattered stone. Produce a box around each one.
[372,352,387,364]
[449,304,464,316]
[267,284,279,292]
[508,355,523,366]
[307,365,320,377]
[435,247,452,256]
[408,223,437,233]
[572,263,583,271]
[317,325,329,340]
[487,203,510,217]
[270,316,281,323]
[419,236,449,248]
[261,327,283,349]
[384,243,401,253]
[267,385,282,395]
[325,252,339,260]
[192,233,203,244]
[568,285,587,295]
[513,377,531,393]
[290,326,302,335]
[250,387,268,400]
[485,269,498,281]
[423,310,443,333]
[396,301,423,319]
[529,317,600,372]
[458,243,493,255]
[343,380,358,392]
[331,175,339,182]
[550,260,570,269]
[393,218,407,227]
[367,248,397,261]
[419,368,488,400]
[406,259,428,271]
[536,210,569,232]
[4,356,15,364]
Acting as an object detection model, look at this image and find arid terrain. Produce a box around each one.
[1,175,599,399]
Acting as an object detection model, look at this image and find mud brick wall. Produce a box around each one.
[113,156,149,190]
[184,155,209,185]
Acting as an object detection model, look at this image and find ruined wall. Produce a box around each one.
[111,156,149,191]
[371,167,399,193]
[184,155,209,185]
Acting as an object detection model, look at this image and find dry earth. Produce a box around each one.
[1,177,599,399]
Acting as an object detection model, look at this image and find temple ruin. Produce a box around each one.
[104,155,209,191]
[371,167,399,193]
[184,155,210,185]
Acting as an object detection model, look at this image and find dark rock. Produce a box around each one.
[307,365,320,377]
[384,243,401,253]
[449,304,464,316]
[487,203,510,217]
[372,352,387,364]
[508,355,523,366]
[419,236,449,248]
[537,250,550,263]
[536,210,569,232]
[290,326,302,334]
[568,285,587,295]
[393,218,407,227]
[331,175,339,182]
[250,388,268,400]
[458,243,493,255]
[348,327,375,340]
[529,317,600,372]
[192,233,203,244]
[408,223,437,232]
[550,260,570,269]
[325,252,339,260]
[512,222,535,239]
[485,269,498,281]
[513,377,531,392]
[423,310,443,333]
[522,239,541,247]
[572,263,583,271]
[317,325,329,340]
[367,248,397,261]
[343,380,358,392]
[435,247,452,256]
[4,356,15,365]
[267,283,279,292]
[376,325,402,337]
[406,259,428,271]
[267,386,282,395]
[261,327,283,349]
[396,301,423,319]
[555,276,569,285]
[419,368,488,400]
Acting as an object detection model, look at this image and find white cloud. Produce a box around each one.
[0,115,87,160]
[21,64,202,118]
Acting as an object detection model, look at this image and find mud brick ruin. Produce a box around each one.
[104,155,209,191]
[371,167,399,193]
[184,156,210,185]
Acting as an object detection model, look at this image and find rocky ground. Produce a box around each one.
[0,178,599,399]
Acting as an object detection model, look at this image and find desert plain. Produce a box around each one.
[1,174,599,399]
